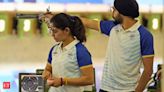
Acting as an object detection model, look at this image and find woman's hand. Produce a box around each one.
[47,77,62,87]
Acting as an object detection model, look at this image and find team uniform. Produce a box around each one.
[99,20,154,92]
[47,40,93,92]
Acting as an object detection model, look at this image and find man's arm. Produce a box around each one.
[80,17,100,31]
[135,56,154,92]
[42,13,116,35]
[41,13,100,31]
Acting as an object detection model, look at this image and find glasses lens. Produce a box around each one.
[110,7,114,12]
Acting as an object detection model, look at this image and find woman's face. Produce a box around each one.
[48,25,68,42]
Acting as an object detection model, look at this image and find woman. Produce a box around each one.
[42,13,94,92]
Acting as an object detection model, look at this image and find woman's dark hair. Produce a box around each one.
[50,13,86,42]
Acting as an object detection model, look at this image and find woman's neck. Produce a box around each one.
[62,37,75,48]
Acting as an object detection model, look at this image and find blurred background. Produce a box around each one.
[0,0,163,92]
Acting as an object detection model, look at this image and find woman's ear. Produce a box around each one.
[64,27,71,34]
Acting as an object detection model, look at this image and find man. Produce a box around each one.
[42,0,154,91]
[81,0,154,92]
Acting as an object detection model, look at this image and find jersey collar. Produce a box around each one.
[118,20,141,32]
[59,39,79,51]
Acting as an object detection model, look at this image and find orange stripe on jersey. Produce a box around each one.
[80,65,93,69]
[142,55,154,58]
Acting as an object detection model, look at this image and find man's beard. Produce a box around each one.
[113,15,123,24]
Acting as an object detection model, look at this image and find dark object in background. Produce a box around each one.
[142,15,148,27]
[36,69,44,75]
[102,14,109,21]
[13,16,18,34]
[19,73,45,92]
[16,14,39,19]
[36,69,50,92]
[147,64,162,92]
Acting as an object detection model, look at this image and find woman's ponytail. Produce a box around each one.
[70,16,86,42]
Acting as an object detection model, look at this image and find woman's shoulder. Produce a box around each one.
[75,42,90,53]
[50,42,60,50]
[75,42,86,49]
[75,42,92,61]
